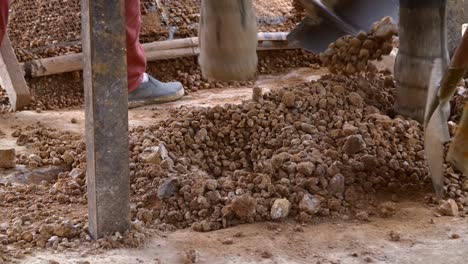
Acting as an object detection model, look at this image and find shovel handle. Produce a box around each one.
[450,30,468,70]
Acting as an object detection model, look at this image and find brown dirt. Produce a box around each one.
[2,67,467,263]
[21,196,468,264]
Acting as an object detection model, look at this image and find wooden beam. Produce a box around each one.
[82,0,130,239]
[20,32,297,78]
[0,36,31,110]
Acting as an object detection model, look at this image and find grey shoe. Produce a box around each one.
[128,76,184,108]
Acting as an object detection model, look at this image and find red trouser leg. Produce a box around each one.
[0,0,8,44]
[126,0,146,92]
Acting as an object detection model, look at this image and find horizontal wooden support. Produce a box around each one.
[20,32,297,78]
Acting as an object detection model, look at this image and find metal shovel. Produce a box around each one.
[425,30,468,198]
[288,0,399,53]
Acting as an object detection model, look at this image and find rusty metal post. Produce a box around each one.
[81,0,130,239]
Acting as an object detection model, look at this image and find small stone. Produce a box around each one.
[158,178,178,199]
[270,198,291,220]
[205,179,218,191]
[205,190,221,205]
[0,148,16,169]
[54,222,79,238]
[451,234,461,239]
[61,152,75,165]
[70,118,78,124]
[261,251,273,259]
[231,194,257,221]
[282,91,296,108]
[184,249,198,264]
[293,225,304,232]
[372,16,398,39]
[356,211,370,222]
[438,199,459,217]
[379,202,397,218]
[345,63,356,75]
[342,124,358,136]
[361,155,378,171]
[343,135,366,155]
[222,238,234,245]
[11,129,21,137]
[296,162,315,176]
[328,174,345,195]
[141,144,169,165]
[389,231,401,241]
[21,232,34,242]
[69,168,85,179]
[299,194,321,215]
[16,134,29,146]
[347,92,364,107]
[252,87,263,102]
[462,180,468,192]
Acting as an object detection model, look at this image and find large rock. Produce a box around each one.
[438,199,459,217]
[0,149,16,169]
[270,198,291,220]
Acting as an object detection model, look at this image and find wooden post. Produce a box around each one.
[81,0,130,239]
[0,36,31,110]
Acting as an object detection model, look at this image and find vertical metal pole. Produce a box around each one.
[82,0,130,239]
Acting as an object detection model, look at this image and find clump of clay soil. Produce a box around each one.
[320,17,398,75]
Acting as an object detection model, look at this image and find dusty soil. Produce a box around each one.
[20,197,468,264]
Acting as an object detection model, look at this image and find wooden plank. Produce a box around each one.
[82,0,130,239]
[0,36,31,110]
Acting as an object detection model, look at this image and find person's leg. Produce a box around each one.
[125,0,146,92]
[0,0,9,43]
[125,0,184,106]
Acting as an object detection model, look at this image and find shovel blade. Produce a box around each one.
[448,103,468,176]
[288,0,399,53]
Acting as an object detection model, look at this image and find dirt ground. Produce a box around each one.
[20,198,468,264]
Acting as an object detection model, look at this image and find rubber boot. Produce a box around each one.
[198,0,258,81]
[394,0,449,123]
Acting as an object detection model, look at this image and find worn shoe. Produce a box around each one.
[128,75,184,108]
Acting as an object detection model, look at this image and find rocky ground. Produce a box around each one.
[7,0,301,62]
[1,1,468,263]
[1,69,467,263]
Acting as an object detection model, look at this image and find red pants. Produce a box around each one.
[0,0,146,91]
